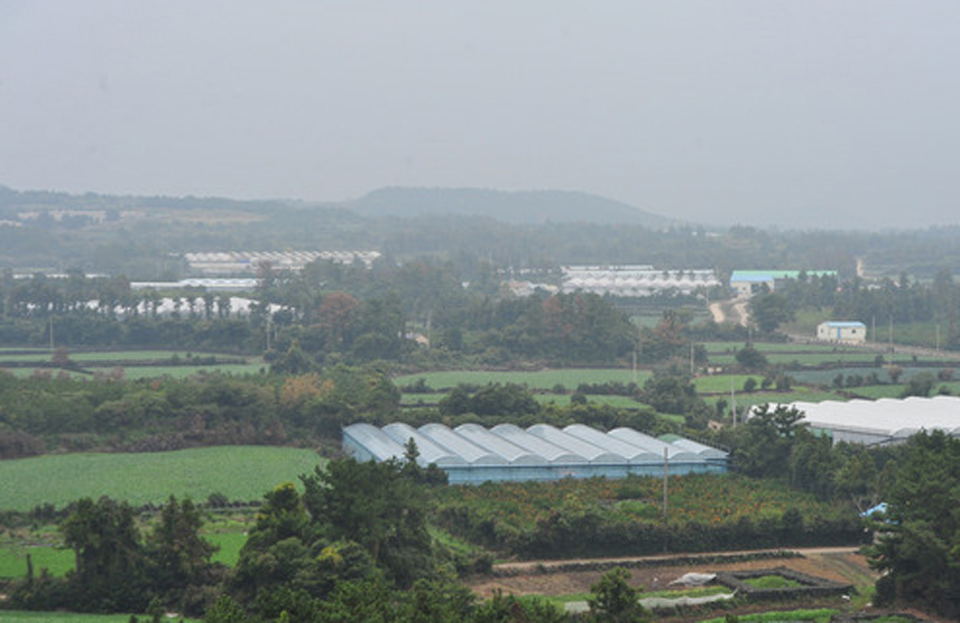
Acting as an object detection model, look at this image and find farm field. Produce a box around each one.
[0,349,263,379]
[0,350,232,363]
[702,387,846,409]
[395,368,650,391]
[437,473,849,535]
[0,516,249,580]
[0,446,324,511]
[0,612,198,623]
[2,364,264,379]
[118,363,265,379]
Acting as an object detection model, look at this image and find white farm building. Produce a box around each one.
[816,321,867,344]
[769,396,960,446]
[342,423,728,484]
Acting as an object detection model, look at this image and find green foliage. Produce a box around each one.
[302,458,432,588]
[900,371,936,397]
[434,474,859,559]
[59,497,148,612]
[640,373,709,420]
[587,567,647,623]
[868,431,960,617]
[143,496,220,609]
[749,293,794,334]
[438,383,541,418]
[730,404,805,478]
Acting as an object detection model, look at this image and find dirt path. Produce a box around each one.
[710,297,750,327]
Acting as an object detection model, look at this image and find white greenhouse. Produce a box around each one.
[342,422,729,484]
[765,396,960,446]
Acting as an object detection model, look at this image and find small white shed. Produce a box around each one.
[817,321,867,344]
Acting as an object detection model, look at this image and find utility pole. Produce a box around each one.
[265,313,272,352]
[662,447,669,519]
[730,378,737,426]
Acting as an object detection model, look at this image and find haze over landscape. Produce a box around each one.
[3,1,960,230]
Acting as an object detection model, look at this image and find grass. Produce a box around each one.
[0,541,73,579]
[542,585,731,605]
[696,608,837,623]
[694,375,764,393]
[742,574,803,589]
[118,363,265,379]
[0,514,252,580]
[0,446,325,511]
[0,350,232,363]
[0,613,199,623]
[702,387,847,409]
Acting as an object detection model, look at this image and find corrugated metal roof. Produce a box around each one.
[527,424,627,465]
[782,396,960,442]
[489,424,587,464]
[349,423,728,472]
[382,423,467,466]
[667,438,728,460]
[418,424,508,466]
[343,423,408,463]
[454,424,547,465]
[562,424,661,463]
[608,427,699,461]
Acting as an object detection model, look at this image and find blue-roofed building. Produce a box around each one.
[342,423,729,484]
[817,321,867,344]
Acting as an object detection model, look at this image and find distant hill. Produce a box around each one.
[344,187,676,227]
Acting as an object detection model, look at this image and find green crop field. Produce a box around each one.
[702,386,847,409]
[118,363,266,379]
[693,374,764,393]
[0,515,251,580]
[0,350,231,363]
[705,341,842,354]
[0,540,73,579]
[395,368,650,391]
[0,446,325,512]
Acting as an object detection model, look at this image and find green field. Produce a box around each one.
[118,363,266,379]
[702,387,847,409]
[0,446,324,511]
[395,368,650,391]
[0,515,250,580]
[693,374,764,393]
[3,364,264,380]
[0,613,196,623]
[0,538,73,579]
[0,350,231,363]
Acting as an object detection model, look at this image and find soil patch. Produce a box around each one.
[468,548,876,600]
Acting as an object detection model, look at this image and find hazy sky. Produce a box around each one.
[2,1,959,229]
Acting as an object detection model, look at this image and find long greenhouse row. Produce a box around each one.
[787,395,960,445]
[342,422,729,484]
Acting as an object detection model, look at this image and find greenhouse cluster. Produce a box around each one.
[342,422,729,484]
[560,265,719,297]
[782,395,960,446]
